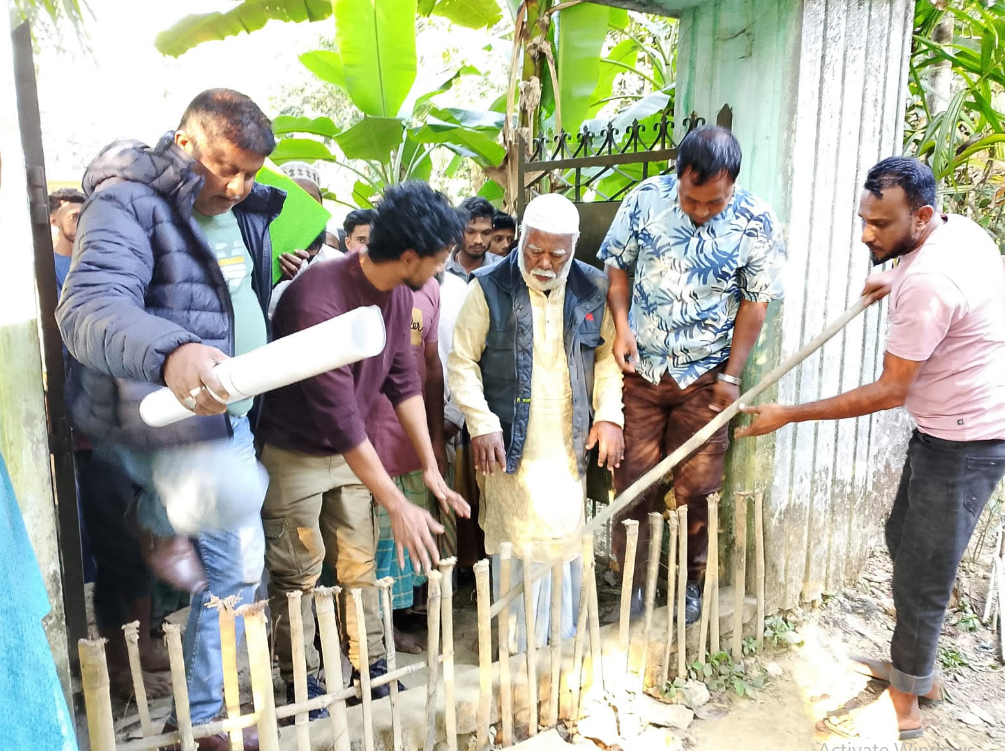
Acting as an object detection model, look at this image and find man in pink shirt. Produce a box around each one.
[738,157,1005,741]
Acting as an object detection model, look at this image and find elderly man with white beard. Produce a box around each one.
[448,193,624,648]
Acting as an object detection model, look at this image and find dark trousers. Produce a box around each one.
[76,450,151,631]
[886,430,1005,696]
[613,368,729,589]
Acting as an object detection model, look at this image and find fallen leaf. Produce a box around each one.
[960,712,983,727]
[971,706,996,726]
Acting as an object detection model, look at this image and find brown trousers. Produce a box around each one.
[613,367,729,589]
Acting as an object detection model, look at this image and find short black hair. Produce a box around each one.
[493,211,516,233]
[178,88,276,156]
[344,208,376,236]
[368,182,464,263]
[676,125,742,185]
[864,157,937,212]
[458,196,496,226]
[49,187,85,213]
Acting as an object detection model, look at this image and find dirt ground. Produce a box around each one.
[664,518,1005,751]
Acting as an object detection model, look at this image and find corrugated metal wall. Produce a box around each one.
[676,0,916,613]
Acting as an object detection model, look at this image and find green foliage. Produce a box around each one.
[763,615,804,649]
[956,599,980,632]
[938,645,971,673]
[155,0,334,58]
[556,3,614,135]
[662,651,766,700]
[907,1,1005,248]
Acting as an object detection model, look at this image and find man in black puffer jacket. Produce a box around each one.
[57,89,284,751]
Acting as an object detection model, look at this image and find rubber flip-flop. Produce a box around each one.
[817,714,925,742]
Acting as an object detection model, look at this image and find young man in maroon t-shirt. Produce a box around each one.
[258,182,470,708]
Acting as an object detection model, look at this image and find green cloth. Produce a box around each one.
[194,209,267,416]
[256,165,332,284]
[375,470,430,610]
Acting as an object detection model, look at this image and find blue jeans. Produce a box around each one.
[490,554,582,654]
[886,430,1005,696]
[95,416,267,724]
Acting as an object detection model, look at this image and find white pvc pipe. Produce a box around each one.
[140,305,386,427]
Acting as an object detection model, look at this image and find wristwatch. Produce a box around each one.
[717,372,742,387]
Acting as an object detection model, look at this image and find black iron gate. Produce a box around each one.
[516,104,733,268]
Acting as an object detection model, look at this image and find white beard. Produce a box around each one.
[518,248,574,292]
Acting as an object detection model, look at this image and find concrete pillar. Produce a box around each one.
[0,9,73,704]
[675,0,916,610]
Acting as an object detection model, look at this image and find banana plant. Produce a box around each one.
[907,0,1005,246]
[157,0,506,207]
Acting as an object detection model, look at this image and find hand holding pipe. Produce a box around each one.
[140,306,387,427]
[490,293,878,620]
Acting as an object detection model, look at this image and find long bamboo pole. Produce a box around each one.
[489,295,875,619]
[523,547,539,737]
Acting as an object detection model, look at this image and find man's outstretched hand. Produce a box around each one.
[424,466,471,520]
[734,403,792,438]
[387,498,445,576]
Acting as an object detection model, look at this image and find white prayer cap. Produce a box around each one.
[280,160,321,187]
[522,193,580,236]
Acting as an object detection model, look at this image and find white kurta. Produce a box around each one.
[447,278,624,560]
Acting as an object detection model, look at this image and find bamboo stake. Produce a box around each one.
[732,493,749,662]
[585,535,604,692]
[660,512,679,685]
[164,623,196,751]
[997,563,1005,663]
[351,589,376,751]
[121,621,152,737]
[439,558,458,751]
[548,559,563,726]
[474,559,492,750]
[489,296,875,619]
[377,579,403,751]
[676,505,688,678]
[315,586,350,751]
[425,571,443,751]
[523,547,539,737]
[570,535,593,722]
[708,494,721,654]
[498,543,514,747]
[241,604,280,751]
[754,489,766,651]
[78,639,117,751]
[619,519,640,682]
[287,591,311,751]
[639,512,664,692]
[208,598,245,751]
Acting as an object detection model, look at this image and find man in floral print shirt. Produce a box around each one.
[598,126,786,623]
